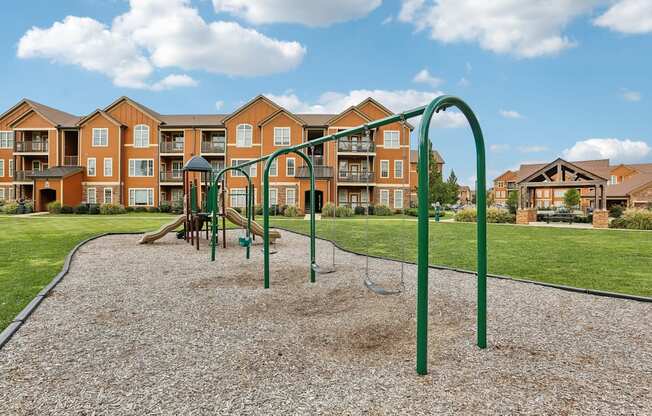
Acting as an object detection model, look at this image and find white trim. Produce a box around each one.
[0,187,5,200]
[103,157,113,177]
[372,183,409,188]
[0,131,14,149]
[8,160,14,178]
[380,160,390,178]
[13,128,56,131]
[286,188,296,206]
[269,187,278,206]
[123,143,158,148]
[82,181,120,185]
[269,158,278,177]
[227,143,261,147]
[128,159,155,177]
[128,188,155,206]
[103,187,113,204]
[394,160,403,179]
[269,181,300,186]
[235,123,253,148]
[229,187,247,208]
[273,127,291,146]
[379,189,390,206]
[393,189,404,209]
[383,130,400,149]
[286,157,295,177]
[87,187,97,204]
[0,159,4,177]
[87,157,96,177]
[133,124,150,148]
[91,128,109,147]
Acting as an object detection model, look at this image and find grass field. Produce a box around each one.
[1,214,651,332]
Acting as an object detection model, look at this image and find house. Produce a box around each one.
[458,185,472,205]
[408,149,444,206]
[0,95,445,212]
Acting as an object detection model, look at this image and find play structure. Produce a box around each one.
[142,95,487,376]
[139,214,185,244]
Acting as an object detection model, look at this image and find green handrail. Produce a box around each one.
[263,149,315,288]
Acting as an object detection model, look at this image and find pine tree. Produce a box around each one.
[446,170,459,205]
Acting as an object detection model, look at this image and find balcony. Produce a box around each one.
[14,170,35,182]
[160,141,184,154]
[337,139,375,154]
[295,165,333,179]
[338,170,375,183]
[160,171,183,183]
[201,141,226,154]
[15,141,48,153]
[63,156,79,166]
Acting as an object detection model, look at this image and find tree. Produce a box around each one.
[446,170,460,205]
[486,190,495,207]
[563,188,581,209]
[506,190,519,214]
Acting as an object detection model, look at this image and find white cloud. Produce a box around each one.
[518,145,548,153]
[215,100,225,111]
[150,74,198,91]
[398,0,603,57]
[499,109,523,119]
[562,138,651,163]
[265,89,467,128]
[489,143,511,153]
[17,0,306,89]
[458,77,471,87]
[621,89,642,102]
[413,69,444,88]
[212,0,381,27]
[382,16,394,25]
[594,0,652,34]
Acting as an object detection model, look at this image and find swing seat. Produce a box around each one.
[239,236,251,247]
[311,263,335,275]
[364,279,403,296]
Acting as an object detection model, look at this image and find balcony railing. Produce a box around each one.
[160,141,184,153]
[201,141,226,154]
[15,141,48,153]
[160,172,183,182]
[63,156,79,166]
[338,170,375,183]
[14,170,35,181]
[337,139,375,153]
[296,165,333,179]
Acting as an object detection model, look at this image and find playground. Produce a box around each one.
[1,230,650,414]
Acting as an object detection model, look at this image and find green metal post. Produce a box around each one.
[211,182,217,261]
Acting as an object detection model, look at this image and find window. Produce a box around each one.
[134,125,149,148]
[394,160,403,178]
[231,159,256,177]
[394,190,404,209]
[269,188,278,206]
[273,127,290,146]
[0,160,3,177]
[32,160,41,171]
[173,133,184,150]
[610,175,617,185]
[380,160,390,178]
[87,187,97,204]
[103,188,113,204]
[92,128,108,147]
[544,189,550,198]
[230,188,247,208]
[0,188,4,200]
[383,131,400,149]
[8,160,13,177]
[380,189,390,205]
[554,189,565,197]
[269,159,278,176]
[236,124,253,147]
[0,131,13,149]
[286,188,296,206]
[129,189,154,206]
[129,159,154,177]
[172,161,183,178]
[210,159,224,173]
[87,158,96,176]
[172,189,183,202]
[286,158,295,176]
[104,158,113,177]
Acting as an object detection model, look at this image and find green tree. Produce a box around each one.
[564,188,581,209]
[446,170,460,205]
[486,190,495,207]
[506,190,519,214]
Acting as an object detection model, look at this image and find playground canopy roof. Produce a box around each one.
[182,156,213,172]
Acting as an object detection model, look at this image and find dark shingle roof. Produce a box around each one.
[159,114,227,127]
[410,149,444,164]
[30,166,83,178]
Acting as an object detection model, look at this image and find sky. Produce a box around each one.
[2,0,652,187]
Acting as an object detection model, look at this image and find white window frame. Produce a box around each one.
[92,128,108,147]
[103,188,113,204]
[269,188,278,207]
[273,127,291,146]
[104,158,113,177]
[380,189,390,206]
[0,131,13,149]
[230,188,247,208]
[0,159,4,177]
[128,159,154,177]
[129,188,154,206]
[383,130,400,149]
[380,160,390,178]
[8,160,14,177]
[286,157,295,177]
[236,124,253,148]
[87,158,96,177]
[87,187,97,204]
[286,188,296,206]
[269,158,278,177]
[171,188,183,202]
[231,159,256,177]
[0,188,4,200]
[134,125,150,148]
[394,190,404,209]
[394,160,403,179]
[610,175,617,185]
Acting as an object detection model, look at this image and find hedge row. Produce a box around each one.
[609,209,652,230]
[454,207,515,223]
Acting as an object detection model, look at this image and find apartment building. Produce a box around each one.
[0,95,439,212]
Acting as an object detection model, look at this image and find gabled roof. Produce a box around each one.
[159,114,227,127]
[103,96,163,123]
[76,109,124,127]
[8,99,81,128]
[221,95,280,123]
[410,149,444,164]
[30,166,83,178]
[295,114,332,126]
[495,170,517,182]
[326,105,372,126]
[606,173,652,197]
[0,99,32,122]
[518,158,608,183]
[258,108,306,127]
[356,97,415,130]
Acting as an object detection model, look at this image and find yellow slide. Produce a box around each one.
[225,208,281,243]
[139,214,186,244]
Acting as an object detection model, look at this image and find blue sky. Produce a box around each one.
[2,0,652,186]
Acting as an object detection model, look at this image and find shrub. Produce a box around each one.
[47,201,62,214]
[61,205,74,214]
[100,204,126,215]
[171,201,183,214]
[283,205,300,217]
[125,206,135,213]
[1,201,19,214]
[367,204,375,215]
[255,205,263,215]
[322,203,336,218]
[405,208,444,218]
[487,207,515,224]
[147,206,160,213]
[88,204,100,215]
[335,206,354,217]
[610,208,652,230]
[609,204,624,219]
[455,208,477,222]
[133,206,147,213]
[73,204,89,214]
[373,205,392,216]
[159,202,172,213]
[23,201,34,214]
[354,205,366,215]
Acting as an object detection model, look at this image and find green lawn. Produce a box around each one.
[1,215,651,332]
[269,218,652,298]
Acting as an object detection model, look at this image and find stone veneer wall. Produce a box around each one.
[516,208,537,225]
[592,210,609,228]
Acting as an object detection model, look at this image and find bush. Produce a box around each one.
[100,204,126,215]
[322,203,336,218]
[610,208,652,230]
[171,200,183,214]
[61,205,74,214]
[1,201,19,214]
[147,207,160,213]
[125,206,135,213]
[405,208,445,218]
[373,205,392,216]
[335,206,354,217]
[367,204,375,215]
[609,204,624,219]
[283,205,300,217]
[354,205,366,215]
[159,202,172,213]
[487,207,515,223]
[88,204,100,215]
[133,206,147,213]
[47,201,62,214]
[23,201,34,214]
[255,205,263,215]
[455,208,477,222]
[73,204,89,214]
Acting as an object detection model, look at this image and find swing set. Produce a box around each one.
[205,95,487,376]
